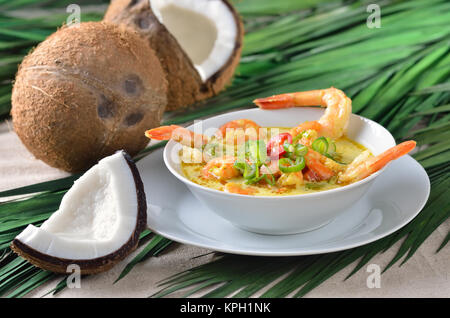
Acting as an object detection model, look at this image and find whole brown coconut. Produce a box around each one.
[11,22,167,172]
[104,0,244,111]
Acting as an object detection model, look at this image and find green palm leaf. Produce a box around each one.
[153,161,448,298]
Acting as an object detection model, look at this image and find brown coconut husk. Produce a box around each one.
[104,0,244,111]
[11,22,167,172]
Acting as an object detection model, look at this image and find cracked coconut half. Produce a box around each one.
[11,151,147,274]
[104,0,244,110]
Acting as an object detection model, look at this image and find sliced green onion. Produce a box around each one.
[325,137,336,154]
[264,174,275,186]
[279,157,305,173]
[292,134,302,143]
[244,163,257,179]
[292,131,307,143]
[286,143,308,160]
[294,144,308,157]
[245,140,267,166]
[233,161,246,173]
[245,165,261,184]
[283,142,294,153]
[246,174,264,185]
[312,137,329,155]
[305,182,326,190]
[203,142,218,157]
[246,172,275,186]
[259,163,275,186]
[261,163,273,175]
[234,161,257,180]
[324,153,346,165]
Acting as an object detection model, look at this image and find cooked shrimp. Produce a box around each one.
[253,87,352,139]
[224,182,257,195]
[293,129,318,147]
[290,122,321,141]
[201,156,240,180]
[304,149,335,181]
[216,119,263,144]
[145,125,209,148]
[338,141,416,184]
[305,147,346,173]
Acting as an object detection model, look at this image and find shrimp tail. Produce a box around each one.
[253,94,301,109]
[145,125,209,148]
[145,125,182,140]
[369,140,416,173]
[253,89,327,109]
[338,140,416,183]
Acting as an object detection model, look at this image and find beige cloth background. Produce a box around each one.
[1,120,449,298]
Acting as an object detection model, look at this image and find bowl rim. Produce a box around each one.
[162,108,396,199]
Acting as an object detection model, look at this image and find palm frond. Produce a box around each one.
[150,0,450,297]
[153,158,449,298]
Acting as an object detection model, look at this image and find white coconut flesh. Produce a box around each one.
[150,0,238,82]
[15,152,140,260]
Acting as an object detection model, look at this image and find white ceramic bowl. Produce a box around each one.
[163,108,396,235]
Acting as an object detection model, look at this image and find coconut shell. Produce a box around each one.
[10,152,148,275]
[104,0,244,111]
[11,22,167,172]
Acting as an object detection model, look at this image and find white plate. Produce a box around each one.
[163,108,397,234]
[140,148,430,256]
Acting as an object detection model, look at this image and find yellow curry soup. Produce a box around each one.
[180,127,369,196]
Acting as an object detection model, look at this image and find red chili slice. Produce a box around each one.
[267,132,292,159]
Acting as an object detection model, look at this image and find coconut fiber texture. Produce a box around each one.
[104,0,244,111]
[11,22,167,172]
